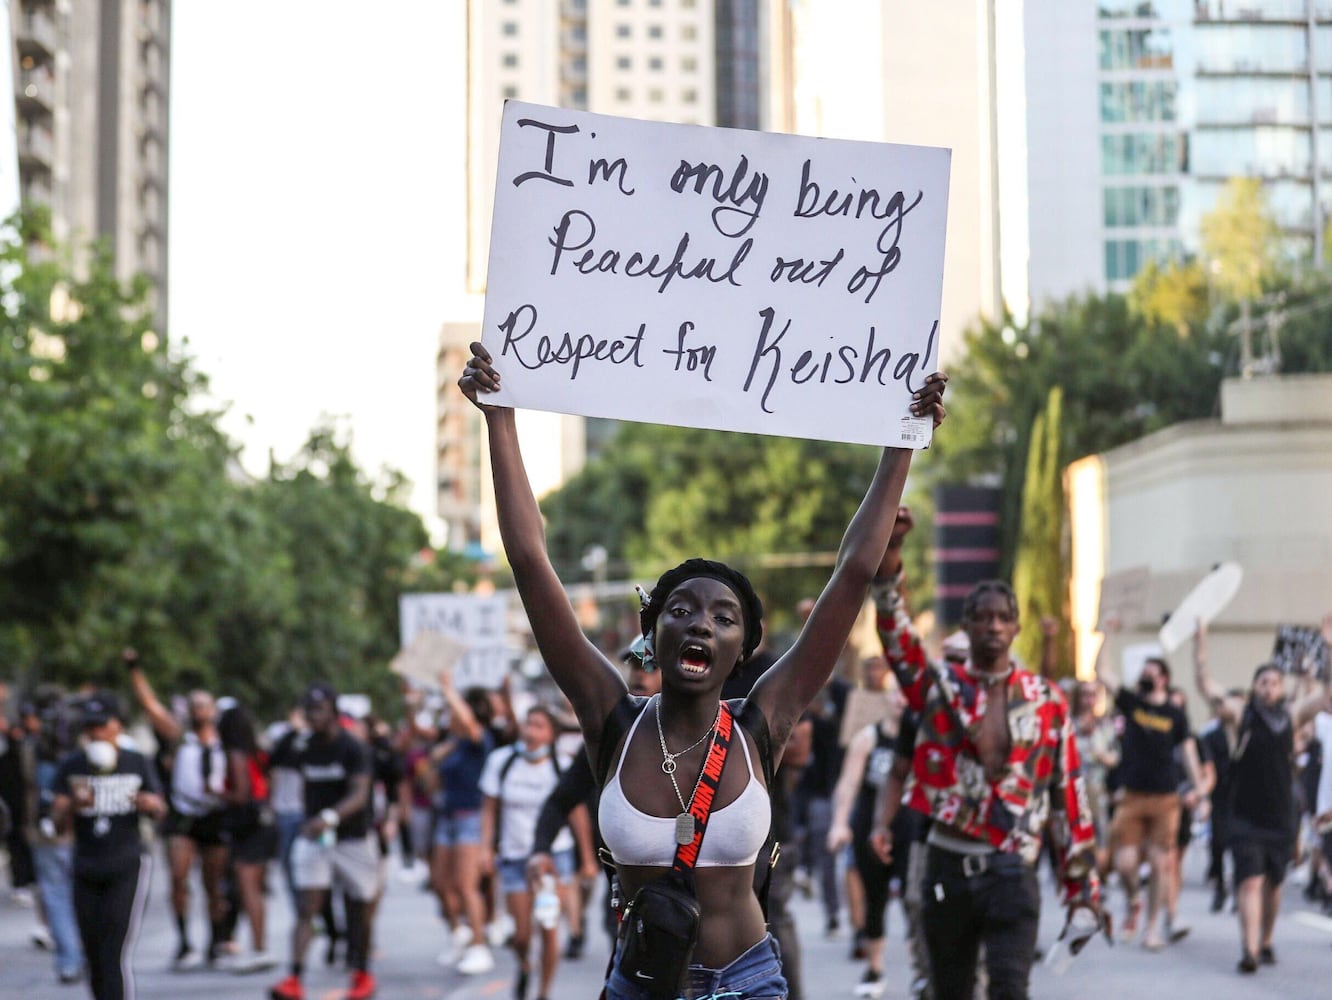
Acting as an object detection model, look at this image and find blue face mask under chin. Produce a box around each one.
[520,741,550,762]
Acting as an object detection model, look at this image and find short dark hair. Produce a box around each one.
[640,558,764,662]
[463,687,494,727]
[961,580,1018,622]
[1252,662,1282,685]
[525,704,561,733]
[1144,657,1171,683]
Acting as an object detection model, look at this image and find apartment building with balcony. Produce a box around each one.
[10,0,171,323]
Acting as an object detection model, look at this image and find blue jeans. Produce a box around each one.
[606,933,786,1000]
[33,841,84,978]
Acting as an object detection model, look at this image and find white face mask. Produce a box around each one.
[86,740,118,773]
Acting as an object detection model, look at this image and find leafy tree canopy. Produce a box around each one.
[0,210,463,711]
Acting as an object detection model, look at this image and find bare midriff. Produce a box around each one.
[616,862,766,968]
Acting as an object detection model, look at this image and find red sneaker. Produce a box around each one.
[268,975,305,1000]
[346,970,377,1000]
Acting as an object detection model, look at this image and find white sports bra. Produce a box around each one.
[598,695,771,868]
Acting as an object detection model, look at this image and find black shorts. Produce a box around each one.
[231,820,279,864]
[1230,837,1291,885]
[162,809,227,847]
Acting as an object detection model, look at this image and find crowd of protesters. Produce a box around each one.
[2,561,1331,999]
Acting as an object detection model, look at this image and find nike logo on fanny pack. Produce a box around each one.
[634,971,653,980]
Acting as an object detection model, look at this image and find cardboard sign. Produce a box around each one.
[1271,624,1329,680]
[839,688,892,747]
[1097,566,1150,630]
[480,101,951,448]
[389,630,466,690]
[398,593,511,689]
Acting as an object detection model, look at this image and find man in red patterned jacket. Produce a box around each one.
[873,509,1101,1000]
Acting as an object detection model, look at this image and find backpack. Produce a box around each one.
[495,744,564,851]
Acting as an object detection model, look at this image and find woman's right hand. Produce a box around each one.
[458,341,505,411]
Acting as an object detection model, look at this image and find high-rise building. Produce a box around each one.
[10,0,171,320]
[444,0,792,551]
[1014,0,1331,311]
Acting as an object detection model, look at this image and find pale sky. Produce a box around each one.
[168,3,471,532]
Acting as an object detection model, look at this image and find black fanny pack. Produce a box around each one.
[619,870,702,998]
[615,701,735,1000]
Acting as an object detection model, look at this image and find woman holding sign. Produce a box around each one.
[459,341,945,999]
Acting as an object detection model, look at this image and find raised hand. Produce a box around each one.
[458,341,503,410]
[912,371,948,428]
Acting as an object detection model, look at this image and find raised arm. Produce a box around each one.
[871,510,932,712]
[1092,625,1120,694]
[1192,619,1242,723]
[123,649,182,744]
[439,667,483,744]
[1292,613,1332,728]
[752,373,946,748]
[459,344,625,742]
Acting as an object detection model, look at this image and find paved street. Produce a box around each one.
[3,845,1331,999]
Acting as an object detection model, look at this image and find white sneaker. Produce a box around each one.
[230,950,276,974]
[31,925,54,951]
[11,888,35,908]
[171,946,204,972]
[854,970,885,998]
[451,924,473,951]
[456,943,495,975]
[485,914,513,948]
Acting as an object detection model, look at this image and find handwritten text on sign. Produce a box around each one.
[480,102,951,449]
[399,593,510,690]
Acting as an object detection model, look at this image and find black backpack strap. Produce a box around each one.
[730,698,780,921]
[593,692,648,788]
[730,698,774,788]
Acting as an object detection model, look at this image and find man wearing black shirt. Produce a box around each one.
[268,684,376,1000]
[1195,635,1332,974]
[52,693,166,1000]
[1097,652,1205,950]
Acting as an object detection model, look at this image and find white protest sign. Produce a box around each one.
[480,101,951,449]
[398,593,511,690]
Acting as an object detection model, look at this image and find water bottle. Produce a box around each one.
[533,875,560,930]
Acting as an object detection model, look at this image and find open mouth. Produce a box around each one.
[679,643,712,675]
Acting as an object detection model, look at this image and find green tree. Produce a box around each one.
[1200,177,1280,303]
[539,421,938,633]
[936,295,1230,579]
[0,210,455,710]
[1011,388,1066,672]
[1130,258,1210,337]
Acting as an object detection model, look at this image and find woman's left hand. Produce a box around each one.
[911,372,948,428]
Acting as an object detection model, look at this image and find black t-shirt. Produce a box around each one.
[55,746,161,877]
[1115,688,1189,794]
[1230,703,1296,842]
[297,728,371,841]
[796,713,843,798]
[1198,721,1233,798]
[721,649,778,701]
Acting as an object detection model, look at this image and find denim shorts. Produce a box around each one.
[605,932,786,1000]
[498,848,574,895]
[433,809,483,848]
